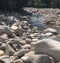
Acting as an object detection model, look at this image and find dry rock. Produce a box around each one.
[14,49,29,57]
[4,27,15,38]
[0,50,4,56]
[44,28,57,34]
[0,33,8,40]
[31,38,60,62]
[5,43,15,56]
[14,59,24,63]
[22,44,31,50]
[21,51,54,63]
[25,38,32,44]
[11,25,23,36]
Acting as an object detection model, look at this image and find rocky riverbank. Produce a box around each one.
[0,8,60,63]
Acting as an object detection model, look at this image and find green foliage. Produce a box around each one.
[39,3,47,8]
[0,0,60,11]
[26,0,60,8]
[0,0,27,11]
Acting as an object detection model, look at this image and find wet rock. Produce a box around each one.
[0,50,4,56]
[31,38,60,63]
[21,51,54,63]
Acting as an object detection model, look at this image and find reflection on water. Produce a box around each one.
[29,13,47,29]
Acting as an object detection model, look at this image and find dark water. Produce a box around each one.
[29,13,47,29]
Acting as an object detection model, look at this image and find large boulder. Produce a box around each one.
[31,38,60,63]
[0,59,5,63]
[21,51,54,63]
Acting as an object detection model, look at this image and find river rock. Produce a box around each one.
[8,38,26,45]
[41,32,53,38]
[21,51,35,62]
[0,26,15,37]
[0,33,8,40]
[22,44,31,50]
[5,43,15,56]
[14,59,24,63]
[0,25,5,35]
[28,33,38,39]
[0,26,15,38]
[14,49,29,57]
[11,25,23,36]
[0,43,6,50]
[32,38,39,42]
[0,50,4,56]
[44,28,57,34]
[33,55,54,63]
[31,38,60,63]
[0,55,9,59]
[0,58,11,63]
[0,59,6,63]
[4,27,15,38]
[21,51,54,63]
[25,38,32,44]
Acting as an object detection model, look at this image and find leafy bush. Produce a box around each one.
[0,0,27,11]
[39,3,47,8]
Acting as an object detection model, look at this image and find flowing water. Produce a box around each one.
[29,13,60,41]
[29,13,47,29]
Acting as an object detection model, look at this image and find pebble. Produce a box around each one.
[21,51,54,63]
[32,38,60,62]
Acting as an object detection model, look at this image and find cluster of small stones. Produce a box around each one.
[0,8,60,63]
